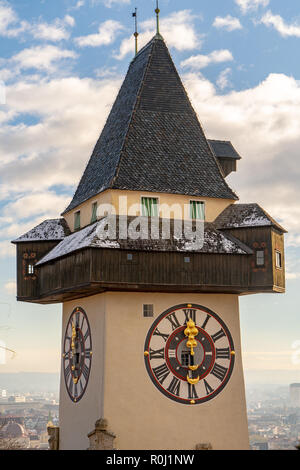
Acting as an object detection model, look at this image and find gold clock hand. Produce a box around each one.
[184,319,200,385]
[71,322,78,384]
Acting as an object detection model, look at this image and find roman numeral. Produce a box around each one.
[153,328,169,342]
[216,347,230,359]
[153,363,170,384]
[85,349,92,359]
[166,313,181,331]
[204,379,214,395]
[187,383,199,399]
[84,329,90,341]
[80,315,85,331]
[211,363,228,382]
[211,329,226,343]
[201,314,210,330]
[74,382,78,398]
[82,363,89,381]
[64,364,71,380]
[183,309,196,323]
[68,376,73,395]
[167,376,181,396]
[149,348,165,360]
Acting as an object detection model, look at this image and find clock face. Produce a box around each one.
[144,303,235,405]
[63,307,92,403]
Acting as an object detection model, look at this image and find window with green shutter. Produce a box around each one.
[141,197,159,217]
[74,211,81,230]
[91,202,98,223]
[190,201,205,220]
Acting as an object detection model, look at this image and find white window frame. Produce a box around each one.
[140,196,160,217]
[189,200,205,221]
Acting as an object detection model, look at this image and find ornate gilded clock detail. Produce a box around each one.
[144,303,235,405]
[63,307,92,403]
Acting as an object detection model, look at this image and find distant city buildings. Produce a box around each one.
[0,391,59,450]
[290,384,300,408]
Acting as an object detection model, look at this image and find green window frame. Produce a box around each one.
[190,201,205,220]
[141,197,159,217]
[74,211,81,230]
[91,202,98,223]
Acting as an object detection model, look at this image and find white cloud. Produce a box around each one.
[0,241,15,258]
[31,15,75,42]
[260,10,300,38]
[99,0,130,7]
[0,2,75,41]
[69,0,85,10]
[213,15,242,32]
[3,192,70,221]
[10,45,78,72]
[75,19,124,47]
[236,0,269,14]
[181,50,233,70]
[182,72,300,244]
[4,281,16,295]
[0,0,17,34]
[116,10,202,60]
[216,67,232,90]
[0,1,29,37]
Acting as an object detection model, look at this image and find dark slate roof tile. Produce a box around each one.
[12,219,71,243]
[215,203,287,233]
[208,140,242,160]
[63,36,237,214]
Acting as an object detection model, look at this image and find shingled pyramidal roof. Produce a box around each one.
[63,35,238,214]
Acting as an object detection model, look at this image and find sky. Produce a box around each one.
[0,0,300,384]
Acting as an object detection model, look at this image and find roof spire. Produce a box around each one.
[132,8,139,56]
[155,0,160,36]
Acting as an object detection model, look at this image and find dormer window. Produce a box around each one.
[141,197,159,217]
[74,211,81,231]
[190,201,205,220]
[91,202,98,223]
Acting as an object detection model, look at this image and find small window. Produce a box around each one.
[143,305,154,317]
[190,201,205,220]
[27,264,34,275]
[91,202,98,223]
[184,257,190,263]
[74,211,81,230]
[256,250,265,267]
[181,351,190,367]
[23,252,36,280]
[127,253,133,261]
[275,251,282,269]
[141,197,159,217]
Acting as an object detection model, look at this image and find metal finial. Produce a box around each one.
[132,8,139,56]
[155,0,160,35]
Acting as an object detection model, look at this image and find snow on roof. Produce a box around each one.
[215,203,287,232]
[12,219,70,243]
[36,217,252,266]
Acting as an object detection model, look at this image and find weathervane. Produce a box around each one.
[132,8,139,56]
[155,0,160,35]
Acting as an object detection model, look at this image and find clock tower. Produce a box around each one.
[13,25,286,450]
